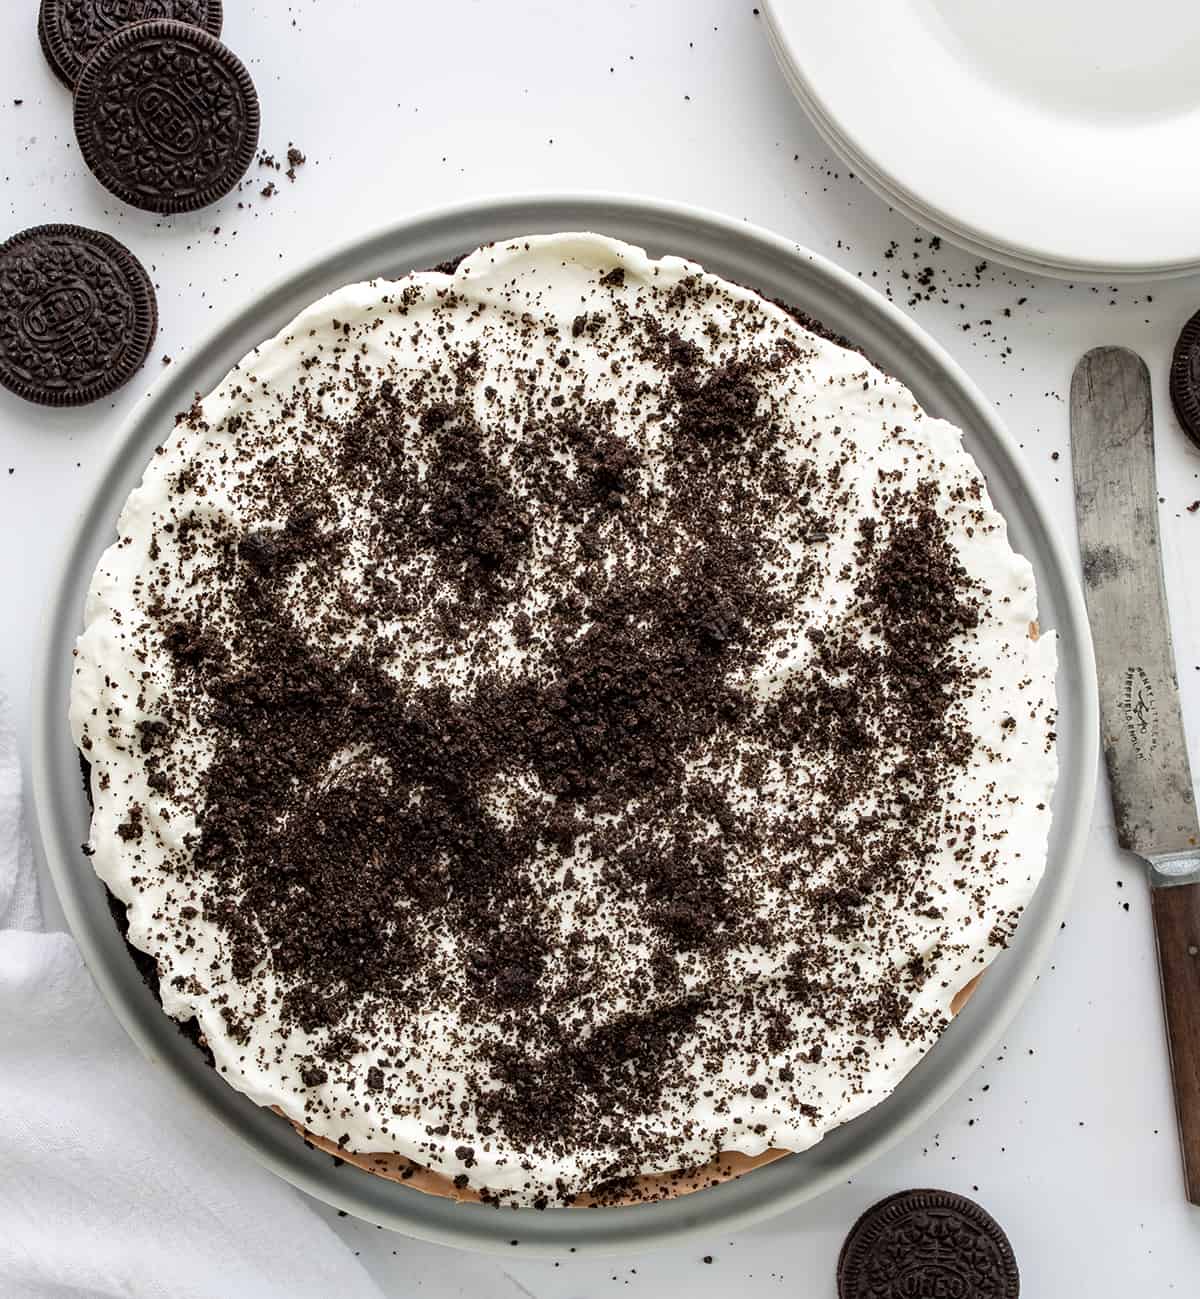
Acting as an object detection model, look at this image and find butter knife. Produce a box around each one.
[1071,346,1200,1205]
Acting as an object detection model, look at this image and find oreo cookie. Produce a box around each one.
[38,0,224,90]
[837,1189,1020,1298]
[1169,309,1200,451]
[0,224,157,407]
[73,20,259,214]
[37,2,65,88]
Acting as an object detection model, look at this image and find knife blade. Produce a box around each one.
[1071,345,1200,1205]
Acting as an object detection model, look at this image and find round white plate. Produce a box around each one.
[764,0,1200,280]
[32,194,1096,1254]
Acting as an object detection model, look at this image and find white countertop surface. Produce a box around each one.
[3,1,1199,1293]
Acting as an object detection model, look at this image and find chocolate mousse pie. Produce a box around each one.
[70,234,1058,1207]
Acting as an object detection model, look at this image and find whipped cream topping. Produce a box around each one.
[70,233,1057,1205]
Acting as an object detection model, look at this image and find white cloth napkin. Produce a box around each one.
[0,691,386,1299]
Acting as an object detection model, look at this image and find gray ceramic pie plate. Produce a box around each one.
[31,194,1097,1256]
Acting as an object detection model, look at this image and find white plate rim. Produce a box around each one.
[762,0,1200,282]
[30,190,1098,1255]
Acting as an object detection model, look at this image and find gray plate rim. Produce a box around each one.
[31,191,1098,1257]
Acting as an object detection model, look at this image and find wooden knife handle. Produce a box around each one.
[1151,881,1200,1205]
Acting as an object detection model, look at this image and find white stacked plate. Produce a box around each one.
[763,0,1200,281]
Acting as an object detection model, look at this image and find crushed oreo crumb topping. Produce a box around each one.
[75,242,1054,1206]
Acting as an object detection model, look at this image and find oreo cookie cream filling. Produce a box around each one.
[69,233,1058,1206]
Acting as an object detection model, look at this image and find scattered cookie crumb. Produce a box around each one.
[258,146,306,184]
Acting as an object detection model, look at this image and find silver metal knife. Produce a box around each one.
[1071,346,1200,1205]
